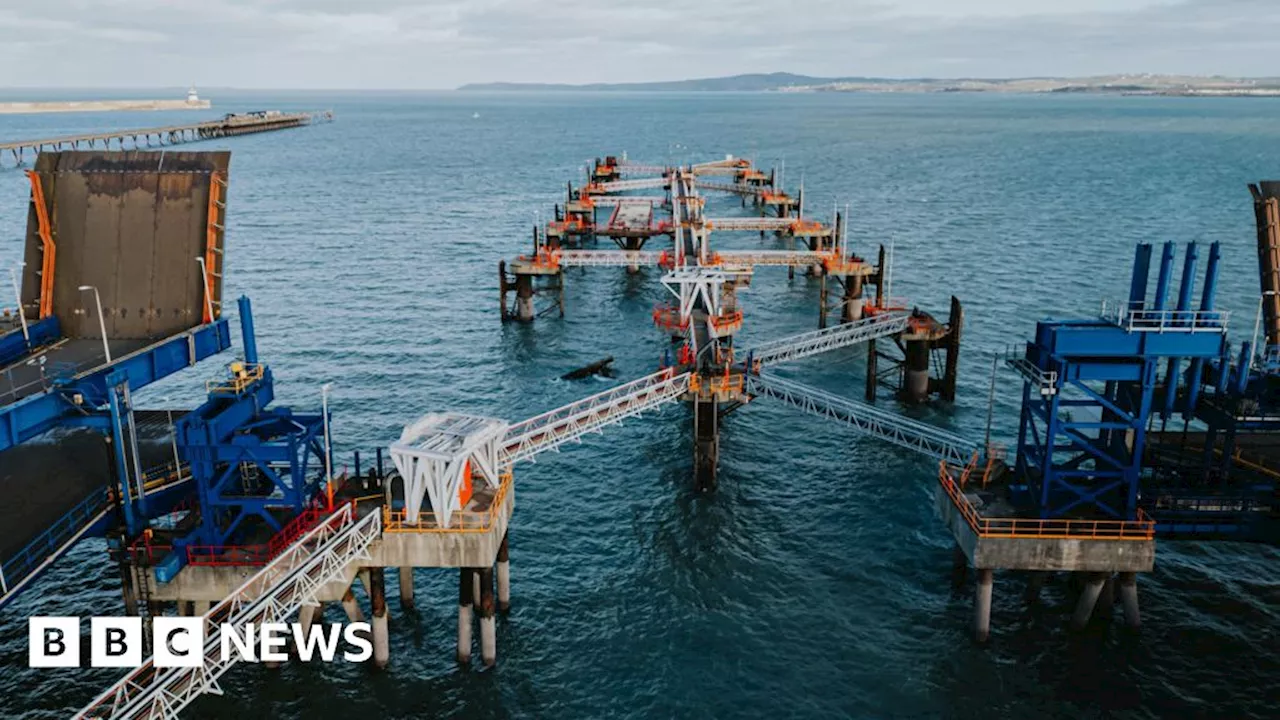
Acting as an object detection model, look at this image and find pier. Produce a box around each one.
[0,110,332,167]
[0,147,1275,718]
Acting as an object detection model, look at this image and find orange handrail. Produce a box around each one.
[26,171,56,319]
[383,472,513,533]
[938,461,1155,541]
[202,170,225,323]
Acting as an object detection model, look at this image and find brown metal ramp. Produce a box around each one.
[17,150,231,341]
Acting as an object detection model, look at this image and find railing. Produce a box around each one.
[653,305,689,331]
[502,368,691,465]
[747,372,977,466]
[1003,344,1059,396]
[1,489,110,596]
[78,503,379,720]
[708,310,743,335]
[688,373,745,396]
[747,310,909,367]
[185,505,334,566]
[1099,299,1229,333]
[205,363,264,395]
[384,472,513,533]
[938,461,1155,540]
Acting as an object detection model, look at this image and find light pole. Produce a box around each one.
[78,285,110,363]
[158,395,182,477]
[195,255,214,323]
[8,262,28,345]
[321,382,334,503]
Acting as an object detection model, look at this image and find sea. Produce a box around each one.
[0,90,1277,719]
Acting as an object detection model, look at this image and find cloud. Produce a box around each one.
[0,0,1274,88]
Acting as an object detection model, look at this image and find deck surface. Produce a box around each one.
[0,338,148,407]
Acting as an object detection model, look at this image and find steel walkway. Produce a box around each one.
[746,311,909,366]
[502,369,692,465]
[746,373,978,466]
[78,503,380,720]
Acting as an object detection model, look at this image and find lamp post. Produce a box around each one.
[78,285,110,363]
[321,382,334,505]
[158,395,182,478]
[195,255,214,323]
[8,262,27,345]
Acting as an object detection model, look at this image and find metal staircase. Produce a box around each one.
[78,503,380,720]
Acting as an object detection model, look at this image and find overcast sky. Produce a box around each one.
[0,0,1275,89]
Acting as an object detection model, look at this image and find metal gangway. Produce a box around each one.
[591,177,670,194]
[557,249,667,268]
[746,373,978,466]
[78,503,381,720]
[694,181,763,197]
[704,217,797,232]
[746,311,909,367]
[502,368,692,464]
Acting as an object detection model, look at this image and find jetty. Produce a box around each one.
[0,109,332,167]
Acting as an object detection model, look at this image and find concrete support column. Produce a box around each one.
[625,238,642,274]
[369,568,390,669]
[298,605,317,641]
[399,567,415,610]
[341,586,364,623]
[1024,571,1046,605]
[1096,576,1115,620]
[193,601,211,616]
[842,275,864,323]
[1118,572,1141,628]
[478,567,497,667]
[457,568,474,664]
[904,339,930,403]
[497,532,511,612]
[951,544,968,588]
[515,274,535,322]
[693,393,720,493]
[1072,572,1106,629]
[974,569,993,643]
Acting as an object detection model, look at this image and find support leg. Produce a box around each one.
[369,568,390,668]
[693,394,720,492]
[951,544,968,588]
[974,569,993,643]
[1024,571,1046,605]
[298,605,317,641]
[1096,576,1115,621]
[515,275,535,322]
[497,532,511,612]
[399,567,415,610]
[479,567,497,667]
[341,585,364,623]
[1071,572,1106,629]
[458,568,474,664]
[1118,572,1141,629]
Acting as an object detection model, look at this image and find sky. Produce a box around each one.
[0,0,1276,89]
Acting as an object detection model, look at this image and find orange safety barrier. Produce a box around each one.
[709,310,743,333]
[653,305,689,331]
[202,170,225,324]
[26,171,56,319]
[938,461,1154,541]
[383,472,513,533]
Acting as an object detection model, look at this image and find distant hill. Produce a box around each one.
[459,72,1280,96]
[458,72,862,92]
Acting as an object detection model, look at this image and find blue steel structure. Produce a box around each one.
[1010,242,1230,521]
[0,315,59,366]
[155,296,331,582]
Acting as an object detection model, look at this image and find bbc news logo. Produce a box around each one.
[29,616,373,668]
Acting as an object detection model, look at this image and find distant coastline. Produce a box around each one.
[459,72,1280,97]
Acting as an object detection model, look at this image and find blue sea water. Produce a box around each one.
[0,90,1278,718]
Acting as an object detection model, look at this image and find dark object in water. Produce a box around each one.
[562,356,616,380]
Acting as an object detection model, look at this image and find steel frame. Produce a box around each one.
[748,311,909,366]
[502,369,691,465]
[390,413,507,527]
[78,503,380,720]
[746,373,977,466]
